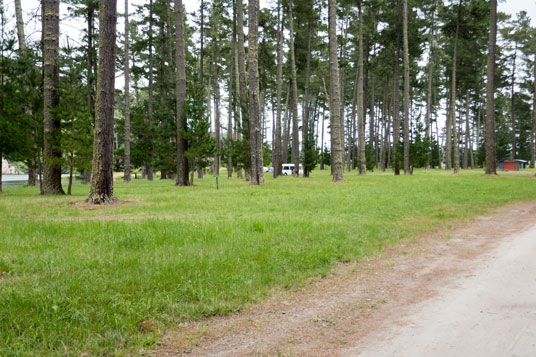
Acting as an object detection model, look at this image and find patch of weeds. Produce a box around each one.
[251,221,265,233]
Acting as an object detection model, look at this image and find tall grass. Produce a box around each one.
[1,169,535,355]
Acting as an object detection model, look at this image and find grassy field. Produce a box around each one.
[1,168,536,355]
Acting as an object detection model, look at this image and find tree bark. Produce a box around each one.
[273,1,283,178]
[329,0,343,181]
[450,0,462,175]
[370,71,376,168]
[402,0,411,174]
[67,152,74,195]
[175,0,189,185]
[248,0,264,185]
[237,0,249,163]
[340,14,348,172]
[124,0,131,183]
[511,41,517,160]
[282,84,291,165]
[485,0,497,175]
[320,106,326,170]
[288,0,299,177]
[425,7,435,170]
[436,106,442,169]
[392,34,401,175]
[227,39,234,178]
[445,91,452,170]
[214,48,221,176]
[357,1,366,175]
[42,0,64,195]
[530,55,536,169]
[15,0,37,186]
[463,91,470,169]
[476,104,481,164]
[302,21,312,177]
[15,0,26,52]
[200,0,204,85]
[87,0,118,204]
[146,0,155,181]
[87,6,96,117]
[380,77,390,171]
[350,60,358,172]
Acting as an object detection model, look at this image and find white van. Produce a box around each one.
[282,163,303,176]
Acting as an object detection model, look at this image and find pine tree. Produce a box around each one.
[328,0,343,182]
[87,0,118,204]
[175,0,189,186]
[485,0,497,175]
[248,0,264,185]
[42,0,64,195]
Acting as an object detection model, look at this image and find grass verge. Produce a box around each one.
[1,168,535,355]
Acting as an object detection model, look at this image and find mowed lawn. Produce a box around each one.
[1,169,535,355]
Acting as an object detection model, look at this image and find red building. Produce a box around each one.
[499,160,527,171]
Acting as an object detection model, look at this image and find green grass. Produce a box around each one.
[1,168,535,355]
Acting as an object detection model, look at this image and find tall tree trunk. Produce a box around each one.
[350,61,358,172]
[200,0,204,85]
[485,0,497,175]
[164,2,174,96]
[273,1,283,178]
[248,0,264,185]
[67,151,74,195]
[302,21,312,177]
[463,91,470,169]
[476,104,481,164]
[328,0,343,181]
[469,106,475,169]
[392,34,401,175]
[288,0,299,177]
[381,77,390,171]
[357,1,366,175]
[387,91,393,168]
[425,10,435,171]
[87,0,118,204]
[340,14,348,172]
[233,0,240,146]
[445,91,452,170]
[450,0,462,175]
[42,0,64,195]
[282,85,291,165]
[124,0,131,183]
[320,106,326,170]
[530,55,536,169]
[15,0,26,52]
[87,6,95,116]
[436,108,442,169]
[511,41,517,160]
[82,4,96,184]
[402,0,411,174]
[370,71,376,168]
[214,50,221,177]
[175,0,189,185]
[227,40,234,178]
[146,0,154,181]
[15,0,37,186]
[237,0,249,179]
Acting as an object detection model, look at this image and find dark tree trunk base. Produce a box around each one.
[86,193,118,205]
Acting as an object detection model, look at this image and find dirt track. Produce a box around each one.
[152,201,536,356]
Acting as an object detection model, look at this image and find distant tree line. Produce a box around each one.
[0,0,533,196]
